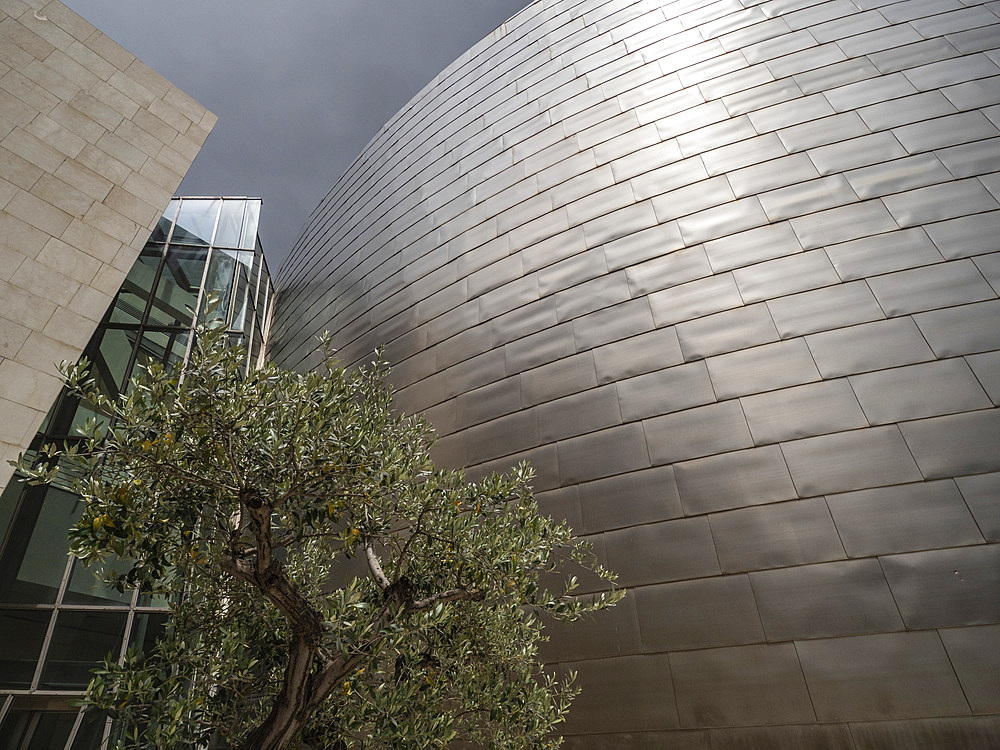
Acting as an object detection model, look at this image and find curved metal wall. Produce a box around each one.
[271,0,1000,745]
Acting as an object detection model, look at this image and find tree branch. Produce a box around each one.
[364,542,391,590]
[407,587,483,613]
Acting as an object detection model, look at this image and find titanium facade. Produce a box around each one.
[0,198,273,749]
[271,0,1000,745]
[0,0,216,492]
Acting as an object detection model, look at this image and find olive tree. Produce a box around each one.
[20,319,621,750]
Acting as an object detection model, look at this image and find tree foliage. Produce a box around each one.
[20,317,622,750]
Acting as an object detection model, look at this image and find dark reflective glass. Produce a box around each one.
[0,708,32,749]
[200,249,237,324]
[0,485,80,604]
[39,611,128,690]
[70,709,107,750]
[63,557,132,606]
[109,247,163,326]
[150,247,208,327]
[214,199,246,248]
[127,330,189,385]
[0,610,50,688]
[25,711,75,750]
[171,199,219,246]
[127,612,169,656]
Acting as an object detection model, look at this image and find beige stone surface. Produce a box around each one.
[0,0,213,491]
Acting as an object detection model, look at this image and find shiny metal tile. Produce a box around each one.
[651,175,735,222]
[826,480,985,557]
[645,400,754,465]
[805,317,936,377]
[572,296,656,350]
[966,350,1000,406]
[707,338,821,399]
[728,152,821,198]
[778,111,871,152]
[883,178,1000,227]
[676,302,781,360]
[845,153,954,200]
[710,497,845,572]
[618,360,717,421]
[735,249,839,303]
[881,544,1000,628]
[723,78,803,116]
[937,137,1000,179]
[941,74,1000,111]
[649,272,744,327]
[701,133,788,174]
[789,200,898,249]
[604,515,720,586]
[751,559,903,640]
[455,374,521,426]
[780,425,923,496]
[900,408,1000,478]
[504,320,576,372]
[703,221,804,272]
[636,575,765,651]
[554,270,631,322]
[578,464,683,533]
[520,349,597,405]
[955,472,1000,542]
[904,53,1000,93]
[767,280,885,338]
[868,259,997,316]
[869,37,963,76]
[939,625,1000,715]
[766,42,848,81]
[582,200,660,248]
[630,155,711,201]
[914,299,1000,356]
[924,210,1000,260]
[594,327,685,384]
[797,632,970,722]
[538,247,607,296]
[742,378,868,445]
[893,111,999,154]
[675,444,798,514]
[538,591,642,663]
[671,643,816,728]
[465,408,539,463]
[603,220,687,271]
[759,174,860,221]
[748,92,836,132]
[795,57,881,96]
[538,383,622,442]
[557,422,651,484]
[835,23,922,59]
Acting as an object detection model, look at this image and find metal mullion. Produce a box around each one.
[63,706,85,750]
[0,694,12,727]
[29,552,76,691]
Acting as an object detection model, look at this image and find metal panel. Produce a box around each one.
[767,280,885,338]
[674,444,798,514]
[796,632,970,721]
[966,351,1000,406]
[850,359,992,424]
[780,425,923,496]
[732,248,840,302]
[955,472,1000,542]
[635,575,765,651]
[924,210,1000,261]
[617,360,716,421]
[805,317,936,378]
[939,625,1000,714]
[880,545,1000,628]
[901,408,1000,479]
[671,643,816,728]
[750,559,903,640]
[675,302,780,360]
[824,227,944,280]
[710,497,846,573]
[741,379,868,445]
[538,383,622,442]
[827,480,985,557]
[648,272,744,326]
[556,422,650,484]
[849,717,1000,750]
[644,400,754,465]
[577,464,683,533]
[603,516,720,586]
[870,260,998,316]
[593,327,684,384]
[521,350,598,405]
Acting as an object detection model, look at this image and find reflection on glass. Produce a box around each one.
[171,199,219,246]
[39,611,128,689]
[201,249,237,324]
[147,200,178,243]
[64,557,132,606]
[0,610,50,687]
[109,248,162,326]
[70,708,108,750]
[25,712,76,750]
[128,331,189,385]
[150,247,207,327]
[0,485,80,604]
[231,261,250,331]
[127,612,169,657]
[214,199,246,248]
[240,200,261,249]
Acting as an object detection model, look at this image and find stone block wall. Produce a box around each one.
[0,0,214,487]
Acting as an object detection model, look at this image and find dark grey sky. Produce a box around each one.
[65,0,532,271]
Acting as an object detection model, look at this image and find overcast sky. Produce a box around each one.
[65,0,532,271]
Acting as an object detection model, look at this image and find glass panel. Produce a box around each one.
[61,328,136,437]
[214,199,245,249]
[240,200,261,249]
[127,613,169,657]
[147,200,178,243]
[70,709,107,750]
[127,330,189,383]
[230,261,250,331]
[170,199,219,246]
[63,557,132,606]
[109,248,163,326]
[25,712,75,750]
[149,246,208,327]
[0,708,32,749]
[200,249,237,325]
[0,610,50,688]
[39,611,128,690]
[0,485,80,604]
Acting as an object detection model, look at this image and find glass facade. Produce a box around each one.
[0,198,272,749]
